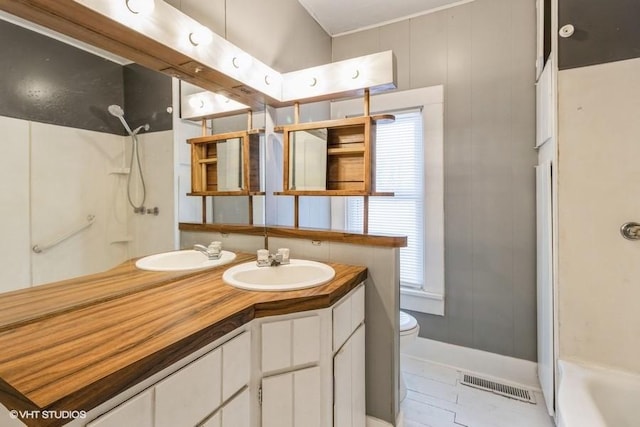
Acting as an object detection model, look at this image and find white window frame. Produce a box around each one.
[330,86,445,315]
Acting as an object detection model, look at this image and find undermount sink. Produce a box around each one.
[135,250,236,272]
[222,259,336,291]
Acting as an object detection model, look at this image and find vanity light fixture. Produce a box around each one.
[125,0,155,15]
[281,50,395,102]
[189,26,213,46]
[182,91,250,120]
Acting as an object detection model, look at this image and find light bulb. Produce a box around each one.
[126,0,155,14]
[188,96,205,109]
[232,52,252,69]
[189,26,213,46]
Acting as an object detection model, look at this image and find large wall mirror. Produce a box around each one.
[0,10,267,302]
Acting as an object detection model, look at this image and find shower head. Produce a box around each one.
[108,104,125,118]
[132,124,150,135]
[108,104,132,135]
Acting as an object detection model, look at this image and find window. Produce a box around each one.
[332,86,444,315]
[345,111,424,289]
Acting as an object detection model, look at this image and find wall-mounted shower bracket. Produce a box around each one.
[147,207,159,216]
[620,222,640,240]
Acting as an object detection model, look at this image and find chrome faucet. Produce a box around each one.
[256,248,290,267]
[194,242,222,260]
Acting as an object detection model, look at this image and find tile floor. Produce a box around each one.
[400,354,555,427]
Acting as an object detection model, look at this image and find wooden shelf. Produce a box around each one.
[371,114,395,123]
[188,191,265,197]
[327,147,365,156]
[274,191,393,197]
[198,158,217,164]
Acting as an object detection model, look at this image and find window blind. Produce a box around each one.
[346,111,424,288]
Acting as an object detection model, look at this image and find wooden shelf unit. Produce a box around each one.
[187,125,263,225]
[188,130,261,195]
[276,94,395,231]
[281,116,388,195]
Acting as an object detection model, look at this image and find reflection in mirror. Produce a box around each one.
[0,13,267,304]
[0,14,174,295]
[217,137,243,191]
[289,129,327,191]
[182,112,266,225]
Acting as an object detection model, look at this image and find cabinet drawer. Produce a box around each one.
[154,330,250,427]
[87,389,153,427]
[262,315,320,375]
[333,284,365,352]
[155,347,222,427]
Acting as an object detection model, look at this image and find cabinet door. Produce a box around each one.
[262,315,320,375]
[261,366,321,427]
[222,331,251,402]
[200,388,250,427]
[86,389,153,427]
[221,388,250,427]
[200,412,220,427]
[334,324,365,427]
[155,348,222,427]
[333,284,365,352]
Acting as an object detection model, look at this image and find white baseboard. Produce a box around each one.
[366,415,395,427]
[403,337,541,390]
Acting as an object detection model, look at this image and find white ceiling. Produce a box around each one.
[298,0,468,36]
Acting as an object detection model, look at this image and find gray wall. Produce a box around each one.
[165,0,332,72]
[333,0,538,361]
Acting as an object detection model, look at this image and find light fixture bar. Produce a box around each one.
[281,51,396,103]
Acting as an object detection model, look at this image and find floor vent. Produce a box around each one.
[460,374,536,404]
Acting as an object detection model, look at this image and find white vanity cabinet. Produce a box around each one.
[83,283,365,427]
[85,330,250,427]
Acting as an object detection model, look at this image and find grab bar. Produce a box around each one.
[32,214,96,254]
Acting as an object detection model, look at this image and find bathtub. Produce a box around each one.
[557,360,640,427]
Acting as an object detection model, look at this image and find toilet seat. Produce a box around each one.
[400,311,418,335]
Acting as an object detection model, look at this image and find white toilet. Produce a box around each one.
[399,310,420,402]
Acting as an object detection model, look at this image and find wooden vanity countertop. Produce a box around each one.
[0,253,367,426]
